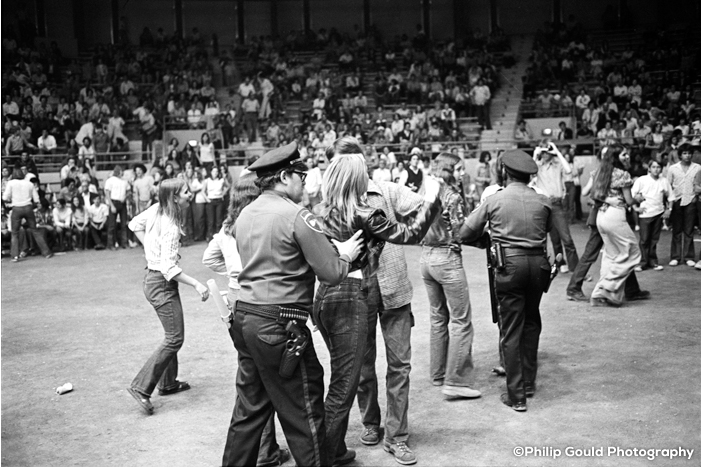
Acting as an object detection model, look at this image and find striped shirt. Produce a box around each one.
[367,180,424,309]
[128,204,183,281]
[667,162,701,206]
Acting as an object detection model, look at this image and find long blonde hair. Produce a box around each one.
[157,178,185,227]
[321,153,368,228]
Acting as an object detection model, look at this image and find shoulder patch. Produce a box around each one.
[300,210,324,233]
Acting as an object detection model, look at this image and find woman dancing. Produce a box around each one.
[127,178,210,415]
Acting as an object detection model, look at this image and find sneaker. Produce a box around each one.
[383,440,417,465]
[11,256,19,262]
[653,265,664,271]
[559,265,569,274]
[500,393,527,412]
[696,261,701,270]
[626,290,651,301]
[669,260,679,266]
[19,250,28,258]
[686,260,696,267]
[442,385,481,399]
[431,379,444,387]
[634,266,643,272]
[491,366,506,376]
[360,426,380,446]
[634,225,640,231]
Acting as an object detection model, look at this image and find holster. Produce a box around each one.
[279,320,310,379]
[490,241,505,270]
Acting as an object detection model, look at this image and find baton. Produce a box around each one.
[207,279,232,329]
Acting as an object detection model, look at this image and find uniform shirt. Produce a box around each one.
[422,184,465,252]
[366,180,424,309]
[631,174,671,218]
[534,157,569,199]
[3,179,39,207]
[104,175,129,202]
[128,204,183,281]
[235,191,351,310]
[667,162,701,206]
[202,227,242,290]
[461,182,552,249]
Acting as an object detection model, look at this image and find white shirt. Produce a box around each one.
[305,167,323,197]
[632,174,671,218]
[104,175,129,202]
[202,227,242,290]
[128,204,183,281]
[373,167,392,184]
[38,134,57,150]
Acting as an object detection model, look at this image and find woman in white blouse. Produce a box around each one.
[199,132,215,171]
[127,178,210,415]
[204,165,229,241]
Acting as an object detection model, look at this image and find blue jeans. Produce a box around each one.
[313,278,368,459]
[9,205,51,258]
[131,270,184,396]
[670,200,697,262]
[420,247,475,386]
[357,275,413,444]
[549,200,579,271]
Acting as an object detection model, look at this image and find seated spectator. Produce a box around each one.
[58,178,78,202]
[52,198,73,251]
[87,193,108,250]
[78,137,96,165]
[37,129,57,154]
[71,196,89,250]
[557,121,573,140]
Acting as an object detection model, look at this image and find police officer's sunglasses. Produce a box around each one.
[291,170,307,183]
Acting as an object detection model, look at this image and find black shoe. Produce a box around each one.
[500,393,527,412]
[333,449,356,467]
[567,291,589,302]
[258,448,291,467]
[127,387,154,415]
[626,290,651,301]
[524,382,535,398]
[45,253,54,259]
[158,381,191,396]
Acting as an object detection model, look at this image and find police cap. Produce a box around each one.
[248,141,302,176]
[501,149,538,176]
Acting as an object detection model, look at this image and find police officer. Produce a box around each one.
[222,142,364,466]
[459,150,552,412]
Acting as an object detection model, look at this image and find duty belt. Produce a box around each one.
[503,247,546,257]
[236,301,309,321]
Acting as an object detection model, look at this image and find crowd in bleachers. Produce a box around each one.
[213,24,514,158]
[518,19,701,163]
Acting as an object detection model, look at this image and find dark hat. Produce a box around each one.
[501,149,538,176]
[248,141,301,176]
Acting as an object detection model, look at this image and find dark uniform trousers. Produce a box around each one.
[222,307,328,467]
[495,254,549,403]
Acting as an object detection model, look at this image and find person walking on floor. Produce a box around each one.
[126,178,210,415]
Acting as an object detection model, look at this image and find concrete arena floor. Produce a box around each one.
[1,223,700,467]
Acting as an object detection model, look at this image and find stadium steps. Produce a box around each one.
[479,34,534,153]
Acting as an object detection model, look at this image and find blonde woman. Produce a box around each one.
[313,152,440,464]
[127,178,210,415]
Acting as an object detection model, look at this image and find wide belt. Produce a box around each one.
[236,301,309,321]
[503,247,546,257]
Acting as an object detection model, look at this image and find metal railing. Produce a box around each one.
[1,151,152,173]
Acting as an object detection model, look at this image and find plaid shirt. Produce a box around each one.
[128,204,183,281]
[367,180,424,309]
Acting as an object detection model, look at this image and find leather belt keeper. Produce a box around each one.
[236,301,309,321]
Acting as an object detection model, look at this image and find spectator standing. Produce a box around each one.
[406,149,424,192]
[203,166,228,241]
[632,159,671,271]
[190,167,208,242]
[475,152,492,198]
[2,169,53,261]
[104,165,130,249]
[667,144,701,267]
[242,92,260,143]
[198,132,216,172]
[533,140,579,273]
[303,156,323,209]
[469,79,491,130]
[133,164,155,215]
